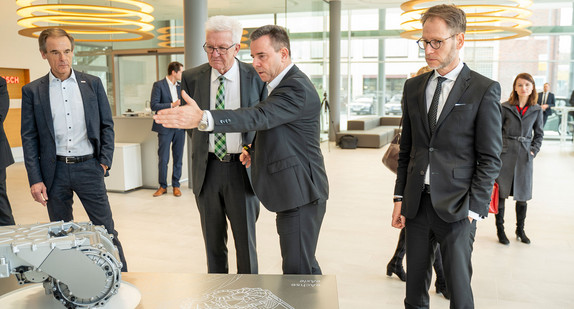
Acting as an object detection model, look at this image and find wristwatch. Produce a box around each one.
[198,111,209,130]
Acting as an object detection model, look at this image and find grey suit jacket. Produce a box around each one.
[0,77,14,170]
[210,65,329,213]
[21,70,114,191]
[181,60,267,196]
[394,64,502,222]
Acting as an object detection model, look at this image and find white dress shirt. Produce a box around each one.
[204,59,243,154]
[267,63,294,95]
[49,70,93,156]
[165,76,179,103]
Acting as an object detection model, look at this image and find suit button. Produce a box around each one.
[429,147,434,152]
[419,171,425,175]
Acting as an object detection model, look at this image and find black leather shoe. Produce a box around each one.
[386,265,406,282]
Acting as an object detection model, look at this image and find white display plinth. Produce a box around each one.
[105,143,143,192]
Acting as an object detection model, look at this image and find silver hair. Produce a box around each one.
[205,15,243,44]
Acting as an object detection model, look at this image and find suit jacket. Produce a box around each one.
[209,65,329,212]
[536,91,555,117]
[0,77,14,170]
[21,70,114,191]
[150,78,181,133]
[181,60,267,196]
[394,64,502,222]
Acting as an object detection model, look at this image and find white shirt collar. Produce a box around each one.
[211,59,239,83]
[267,63,294,94]
[49,69,76,83]
[165,76,178,87]
[433,59,463,82]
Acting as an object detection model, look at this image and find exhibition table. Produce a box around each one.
[0,272,339,308]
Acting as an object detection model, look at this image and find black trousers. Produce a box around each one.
[0,168,15,226]
[47,159,127,272]
[405,191,476,309]
[276,199,326,274]
[195,158,259,274]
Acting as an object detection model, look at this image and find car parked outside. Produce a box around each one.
[384,94,402,116]
[349,95,375,115]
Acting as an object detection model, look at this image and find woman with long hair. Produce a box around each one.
[495,73,544,245]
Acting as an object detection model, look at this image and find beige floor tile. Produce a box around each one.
[3,140,573,308]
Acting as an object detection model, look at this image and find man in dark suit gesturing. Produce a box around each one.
[537,82,555,126]
[155,25,329,275]
[0,77,16,226]
[150,61,185,197]
[181,16,266,274]
[21,28,127,271]
[391,5,502,308]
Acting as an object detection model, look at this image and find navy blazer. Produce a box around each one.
[150,78,181,133]
[536,91,555,117]
[210,65,329,212]
[21,70,114,191]
[182,60,267,196]
[394,64,502,221]
[0,77,14,170]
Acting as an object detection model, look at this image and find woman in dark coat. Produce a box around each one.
[495,73,544,245]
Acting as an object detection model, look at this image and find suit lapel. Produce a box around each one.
[238,61,251,108]
[76,71,96,137]
[39,74,55,140]
[436,64,470,130]
[418,72,432,138]
[198,67,211,109]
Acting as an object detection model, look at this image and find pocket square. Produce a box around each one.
[454,103,466,106]
[80,80,86,83]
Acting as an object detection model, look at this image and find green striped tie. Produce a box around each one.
[214,76,227,160]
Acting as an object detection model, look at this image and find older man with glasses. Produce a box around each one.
[179,15,266,274]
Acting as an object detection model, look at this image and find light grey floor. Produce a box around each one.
[5,140,574,308]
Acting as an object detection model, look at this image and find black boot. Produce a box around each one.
[495,198,509,245]
[515,201,530,244]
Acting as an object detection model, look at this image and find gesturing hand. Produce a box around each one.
[154,90,203,129]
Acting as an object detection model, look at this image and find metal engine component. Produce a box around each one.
[0,221,122,308]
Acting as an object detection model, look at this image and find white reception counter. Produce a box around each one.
[112,116,188,189]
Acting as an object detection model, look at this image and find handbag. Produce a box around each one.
[338,135,358,149]
[382,118,402,174]
[489,182,499,214]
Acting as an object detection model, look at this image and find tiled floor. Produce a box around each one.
[4,140,574,308]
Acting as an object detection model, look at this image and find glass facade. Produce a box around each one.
[72,2,574,135]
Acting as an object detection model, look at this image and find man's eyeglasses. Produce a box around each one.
[203,43,237,55]
[416,35,456,50]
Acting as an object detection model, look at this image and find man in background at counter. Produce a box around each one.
[150,61,185,197]
[21,28,127,271]
[179,16,266,274]
[537,82,555,126]
[155,24,329,275]
[0,76,16,226]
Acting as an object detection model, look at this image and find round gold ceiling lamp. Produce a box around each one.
[400,0,533,41]
[156,26,183,48]
[16,0,155,42]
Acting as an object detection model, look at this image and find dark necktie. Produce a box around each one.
[428,76,446,135]
[214,76,227,160]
